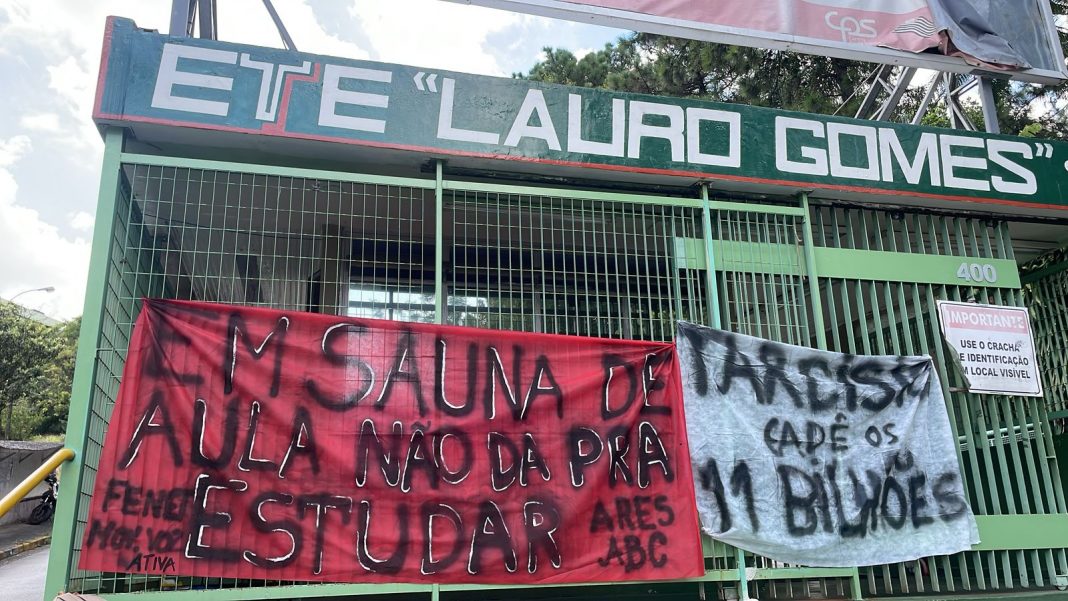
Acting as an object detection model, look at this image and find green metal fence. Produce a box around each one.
[1021,246,1068,583]
[1023,249,1068,421]
[811,207,1068,596]
[46,128,1068,600]
[445,188,708,339]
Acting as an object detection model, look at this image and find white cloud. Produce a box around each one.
[0,135,31,167]
[215,0,371,61]
[344,1,522,74]
[0,137,90,319]
[45,56,100,149]
[19,113,62,133]
[68,210,95,232]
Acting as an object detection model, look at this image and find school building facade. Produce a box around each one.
[44,16,1068,601]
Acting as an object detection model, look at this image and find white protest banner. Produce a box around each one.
[937,301,1042,397]
[676,322,979,567]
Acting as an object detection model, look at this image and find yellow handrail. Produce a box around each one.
[0,448,75,519]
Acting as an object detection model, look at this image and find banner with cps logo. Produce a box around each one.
[530,0,941,52]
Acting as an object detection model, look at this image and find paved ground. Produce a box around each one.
[0,543,49,601]
[0,521,52,559]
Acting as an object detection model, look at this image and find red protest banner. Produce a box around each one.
[79,299,704,584]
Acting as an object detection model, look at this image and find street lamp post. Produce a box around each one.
[8,286,55,303]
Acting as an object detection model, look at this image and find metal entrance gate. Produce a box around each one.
[809,209,1068,596]
[46,128,1068,600]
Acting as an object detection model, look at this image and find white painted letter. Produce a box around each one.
[152,43,238,116]
[940,135,990,191]
[686,108,740,168]
[627,101,684,162]
[318,64,391,133]
[504,89,560,150]
[878,129,941,186]
[827,123,879,181]
[437,78,500,145]
[567,94,624,157]
[775,117,828,176]
[988,140,1037,195]
[240,54,313,122]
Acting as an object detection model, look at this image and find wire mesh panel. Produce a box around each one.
[445,189,708,342]
[119,165,435,317]
[812,206,1068,597]
[65,162,434,595]
[1023,254,1068,419]
[711,206,814,347]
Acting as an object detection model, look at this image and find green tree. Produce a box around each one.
[519,34,875,115]
[36,317,80,436]
[0,303,79,439]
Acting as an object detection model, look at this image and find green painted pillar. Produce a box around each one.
[44,127,126,600]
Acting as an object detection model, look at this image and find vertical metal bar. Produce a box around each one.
[760,214,782,341]
[840,281,857,355]
[169,0,195,36]
[800,196,858,598]
[800,193,827,349]
[637,204,656,334]
[736,547,750,601]
[197,0,216,39]
[849,570,863,601]
[44,127,126,600]
[434,161,445,324]
[813,205,827,246]
[669,216,684,329]
[978,77,1000,134]
[785,214,808,344]
[701,185,722,328]
[743,212,763,337]
[826,278,842,350]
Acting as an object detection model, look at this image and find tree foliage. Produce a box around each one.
[0,303,79,439]
[520,35,874,116]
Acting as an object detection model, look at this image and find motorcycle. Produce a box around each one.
[26,472,58,525]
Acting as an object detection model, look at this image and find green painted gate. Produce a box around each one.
[45,127,1068,600]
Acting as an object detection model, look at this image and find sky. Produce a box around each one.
[0,0,627,319]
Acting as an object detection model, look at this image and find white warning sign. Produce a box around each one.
[936,301,1042,397]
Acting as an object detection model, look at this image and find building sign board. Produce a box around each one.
[936,300,1042,397]
[96,17,1068,213]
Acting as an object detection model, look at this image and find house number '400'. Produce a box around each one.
[957,262,998,284]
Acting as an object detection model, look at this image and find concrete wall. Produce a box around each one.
[0,450,52,526]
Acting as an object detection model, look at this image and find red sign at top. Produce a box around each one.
[79,299,704,584]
